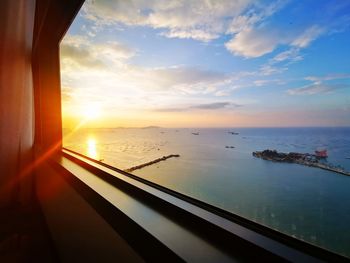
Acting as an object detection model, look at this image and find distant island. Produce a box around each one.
[141,126,161,129]
[253,149,350,176]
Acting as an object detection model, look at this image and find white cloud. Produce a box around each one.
[224,1,292,57]
[287,73,350,95]
[272,48,303,63]
[226,13,259,34]
[287,83,346,95]
[160,28,219,42]
[82,0,329,60]
[305,73,350,84]
[153,101,242,112]
[226,26,291,58]
[60,36,136,72]
[253,79,285,86]
[225,24,325,59]
[226,0,288,34]
[60,43,105,70]
[215,90,231,97]
[224,3,327,59]
[83,0,253,42]
[291,25,324,48]
[61,34,262,95]
[60,35,245,109]
[132,66,229,93]
[259,64,287,76]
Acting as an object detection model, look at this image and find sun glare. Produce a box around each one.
[81,104,101,120]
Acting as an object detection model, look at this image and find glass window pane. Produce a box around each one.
[60,0,350,258]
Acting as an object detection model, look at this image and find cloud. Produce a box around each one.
[153,102,242,112]
[226,0,288,34]
[192,102,232,109]
[60,34,247,110]
[83,0,253,42]
[259,64,287,76]
[160,28,219,42]
[291,25,324,48]
[224,1,293,58]
[253,79,286,87]
[60,35,135,71]
[149,67,226,87]
[224,2,326,59]
[288,72,350,95]
[225,27,283,58]
[60,33,231,93]
[257,48,302,76]
[215,90,231,97]
[153,107,187,112]
[271,48,303,63]
[287,83,347,95]
[226,13,259,34]
[60,43,106,70]
[82,1,334,60]
[225,24,325,58]
[122,66,231,95]
[304,73,350,84]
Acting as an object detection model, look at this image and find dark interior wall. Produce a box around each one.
[0,0,36,207]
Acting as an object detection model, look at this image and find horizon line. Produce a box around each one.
[62,125,350,129]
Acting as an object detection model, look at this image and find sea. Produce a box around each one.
[63,127,350,257]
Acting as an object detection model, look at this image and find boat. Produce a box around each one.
[228,131,239,135]
[192,132,199,135]
[315,149,328,158]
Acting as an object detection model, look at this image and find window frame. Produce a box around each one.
[33,0,349,261]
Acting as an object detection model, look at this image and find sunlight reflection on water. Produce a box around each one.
[87,137,99,160]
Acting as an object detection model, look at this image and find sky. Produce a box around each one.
[60,0,350,128]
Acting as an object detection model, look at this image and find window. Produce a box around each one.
[60,0,350,258]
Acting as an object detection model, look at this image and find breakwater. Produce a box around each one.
[125,154,180,173]
[253,149,350,176]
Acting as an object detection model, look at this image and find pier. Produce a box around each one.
[253,149,350,176]
[125,154,180,173]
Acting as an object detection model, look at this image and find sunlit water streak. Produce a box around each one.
[87,137,99,159]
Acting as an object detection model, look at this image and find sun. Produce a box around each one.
[81,104,102,120]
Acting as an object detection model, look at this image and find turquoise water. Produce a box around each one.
[63,127,350,257]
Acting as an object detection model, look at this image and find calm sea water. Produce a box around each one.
[63,127,350,257]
